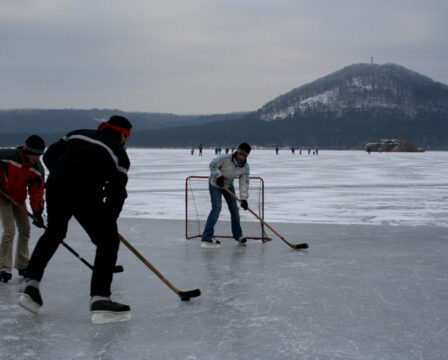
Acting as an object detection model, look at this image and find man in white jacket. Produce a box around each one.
[201,143,251,249]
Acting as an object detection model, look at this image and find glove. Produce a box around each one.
[216,176,224,188]
[32,211,45,228]
[241,200,248,210]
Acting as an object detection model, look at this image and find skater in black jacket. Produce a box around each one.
[18,116,133,324]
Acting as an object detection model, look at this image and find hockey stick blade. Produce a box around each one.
[113,265,124,273]
[293,243,309,249]
[179,289,201,301]
[222,187,311,251]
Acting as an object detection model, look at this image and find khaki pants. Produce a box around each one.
[0,196,30,272]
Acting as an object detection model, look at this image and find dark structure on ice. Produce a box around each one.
[365,138,424,152]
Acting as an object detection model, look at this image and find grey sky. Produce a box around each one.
[1,0,447,114]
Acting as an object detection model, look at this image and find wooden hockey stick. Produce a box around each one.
[223,187,309,250]
[118,234,201,301]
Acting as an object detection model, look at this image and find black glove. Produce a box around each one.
[32,211,45,228]
[216,176,224,188]
[241,200,248,210]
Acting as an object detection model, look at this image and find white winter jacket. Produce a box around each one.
[209,154,250,200]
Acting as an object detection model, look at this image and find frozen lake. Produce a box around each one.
[125,148,448,227]
[1,149,447,359]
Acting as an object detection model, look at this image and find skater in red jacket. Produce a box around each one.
[0,135,46,283]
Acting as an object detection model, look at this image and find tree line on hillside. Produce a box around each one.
[1,109,447,150]
[0,109,248,133]
[131,109,448,149]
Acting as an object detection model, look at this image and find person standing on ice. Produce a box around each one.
[0,135,46,283]
[18,116,133,324]
[201,143,251,249]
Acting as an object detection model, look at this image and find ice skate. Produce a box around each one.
[235,236,247,247]
[0,271,12,283]
[18,279,42,313]
[201,239,221,249]
[90,296,131,324]
[18,268,27,278]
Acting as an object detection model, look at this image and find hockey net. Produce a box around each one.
[185,176,270,241]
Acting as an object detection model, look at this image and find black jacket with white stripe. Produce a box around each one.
[43,128,130,218]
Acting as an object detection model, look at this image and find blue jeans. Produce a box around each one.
[201,184,242,241]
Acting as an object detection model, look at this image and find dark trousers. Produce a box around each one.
[201,184,242,241]
[26,174,119,297]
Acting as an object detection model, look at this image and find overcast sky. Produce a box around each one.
[1,0,447,114]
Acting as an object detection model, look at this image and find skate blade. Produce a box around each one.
[18,293,41,314]
[201,241,221,249]
[91,311,132,324]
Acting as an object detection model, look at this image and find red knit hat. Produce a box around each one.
[98,115,132,137]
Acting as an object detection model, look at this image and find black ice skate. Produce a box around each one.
[90,297,131,324]
[18,268,27,277]
[235,237,247,247]
[18,280,43,313]
[0,271,12,283]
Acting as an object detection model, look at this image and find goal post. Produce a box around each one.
[185,176,270,241]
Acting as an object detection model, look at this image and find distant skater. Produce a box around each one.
[199,144,203,156]
[275,146,279,155]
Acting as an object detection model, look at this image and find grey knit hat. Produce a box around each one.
[235,143,251,157]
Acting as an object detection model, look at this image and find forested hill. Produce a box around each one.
[132,63,448,149]
[2,63,448,149]
[258,63,448,121]
[0,109,247,146]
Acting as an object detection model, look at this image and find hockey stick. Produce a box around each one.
[118,233,201,301]
[0,188,124,273]
[223,187,309,250]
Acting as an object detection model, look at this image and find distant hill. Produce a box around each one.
[2,63,448,149]
[249,63,448,149]
[258,63,448,120]
[132,63,448,149]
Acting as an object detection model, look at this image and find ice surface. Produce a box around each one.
[124,149,448,227]
[1,149,448,359]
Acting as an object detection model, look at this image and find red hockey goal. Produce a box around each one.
[185,176,270,241]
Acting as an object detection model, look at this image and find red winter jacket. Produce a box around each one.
[0,147,45,213]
